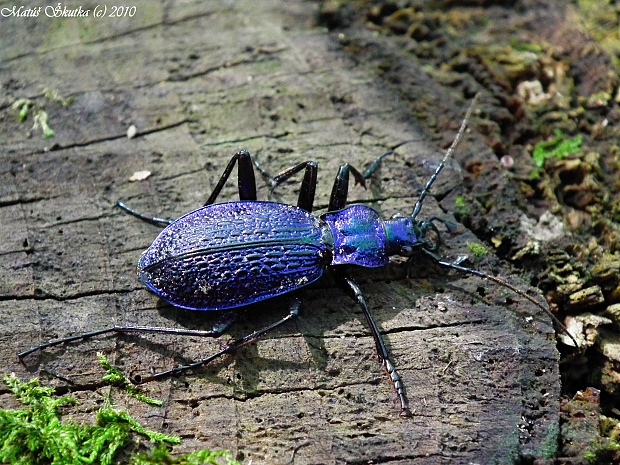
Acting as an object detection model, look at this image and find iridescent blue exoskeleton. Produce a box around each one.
[21,96,570,416]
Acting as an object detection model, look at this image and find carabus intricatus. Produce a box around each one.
[19,95,574,417]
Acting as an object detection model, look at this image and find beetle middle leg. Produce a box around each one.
[253,158,318,212]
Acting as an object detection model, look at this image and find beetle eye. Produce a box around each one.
[400,246,413,256]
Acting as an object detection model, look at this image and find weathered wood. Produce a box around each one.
[0,1,559,463]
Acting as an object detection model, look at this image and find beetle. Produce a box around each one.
[18,95,574,417]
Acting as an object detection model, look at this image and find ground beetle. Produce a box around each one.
[19,95,574,417]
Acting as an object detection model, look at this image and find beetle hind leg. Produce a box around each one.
[118,150,260,226]
[19,310,241,360]
[141,298,302,382]
[17,320,233,360]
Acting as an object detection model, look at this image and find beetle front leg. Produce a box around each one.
[333,271,411,417]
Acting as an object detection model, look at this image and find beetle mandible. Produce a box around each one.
[19,95,572,417]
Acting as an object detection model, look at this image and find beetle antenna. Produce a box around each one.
[412,94,479,220]
[428,253,580,349]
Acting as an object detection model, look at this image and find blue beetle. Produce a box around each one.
[113,142,448,417]
[27,96,559,417]
[19,99,478,417]
[139,201,431,311]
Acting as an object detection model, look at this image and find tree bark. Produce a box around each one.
[0,1,559,463]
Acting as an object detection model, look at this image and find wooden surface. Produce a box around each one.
[0,1,560,463]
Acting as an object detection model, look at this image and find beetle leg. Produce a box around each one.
[334,271,411,417]
[328,164,356,211]
[116,201,174,227]
[253,159,318,212]
[328,151,394,211]
[360,150,396,180]
[19,326,220,359]
[117,150,258,226]
[205,150,257,205]
[210,309,239,335]
[18,311,241,359]
[138,298,301,383]
[296,162,318,212]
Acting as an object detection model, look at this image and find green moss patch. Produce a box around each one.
[0,365,240,465]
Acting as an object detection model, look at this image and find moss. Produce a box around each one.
[0,374,179,465]
[454,196,470,218]
[532,130,583,168]
[11,98,34,122]
[583,449,598,463]
[43,88,74,108]
[509,39,543,54]
[540,422,560,459]
[11,90,72,139]
[0,372,240,465]
[467,242,488,259]
[583,439,620,464]
[33,110,55,139]
[530,129,583,179]
[11,98,55,139]
[98,353,163,407]
[131,447,241,465]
